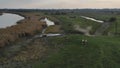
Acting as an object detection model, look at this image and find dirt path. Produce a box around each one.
[74,25,92,36]
[81,16,113,36]
[94,22,113,36]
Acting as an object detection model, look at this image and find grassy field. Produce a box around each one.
[52,14,101,34]
[32,35,120,68]
[76,12,120,35]
[1,34,119,68]
[90,14,120,35]
[47,11,120,36]
[104,16,120,35]
[0,10,120,68]
[30,11,120,68]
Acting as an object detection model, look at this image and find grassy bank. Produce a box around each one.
[77,12,120,35]
[52,15,101,34]
[1,34,119,68]
[32,35,120,68]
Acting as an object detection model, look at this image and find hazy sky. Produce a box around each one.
[0,0,120,9]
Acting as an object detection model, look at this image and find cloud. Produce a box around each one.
[0,0,120,9]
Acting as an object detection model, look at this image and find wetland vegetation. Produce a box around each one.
[0,9,120,68]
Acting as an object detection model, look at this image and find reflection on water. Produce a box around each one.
[0,13,24,28]
[81,16,104,23]
[41,18,55,26]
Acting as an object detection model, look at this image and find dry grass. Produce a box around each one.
[45,25,62,33]
[0,12,46,47]
[0,38,50,65]
[13,39,48,62]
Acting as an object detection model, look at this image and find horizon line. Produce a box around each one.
[1,8,120,10]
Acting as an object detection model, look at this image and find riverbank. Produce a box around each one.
[0,14,61,66]
[0,12,46,48]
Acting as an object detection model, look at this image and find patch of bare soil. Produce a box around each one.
[74,25,92,36]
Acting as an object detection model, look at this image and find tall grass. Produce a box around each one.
[0,12,45,47]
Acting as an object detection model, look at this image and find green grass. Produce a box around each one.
[31,12,120,68]
[44,11,120,35]
[53,15,101,34]
[32,35,120,68]
[77,13,120,35]
[105,16,120,35]
[1,11,120,68]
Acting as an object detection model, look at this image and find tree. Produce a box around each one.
[109,17,116,22]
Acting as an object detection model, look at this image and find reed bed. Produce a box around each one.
[0,12,46,47]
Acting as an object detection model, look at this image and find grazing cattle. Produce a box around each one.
[81,39,88,46]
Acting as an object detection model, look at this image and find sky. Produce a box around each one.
[0,0,120,9]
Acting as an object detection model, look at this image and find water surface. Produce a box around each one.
[0,13,24,28]
[81,16,104,23]
[41,18,55,26]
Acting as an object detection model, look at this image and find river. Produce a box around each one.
[37,18,62,37]
[81,16,104,23]
[0,13,24,28]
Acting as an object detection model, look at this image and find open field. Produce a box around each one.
[73,11,120,35]
[0,9,120,68]
[82,13,120,35]
[52,15,101,34]
[32,34,120,68]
